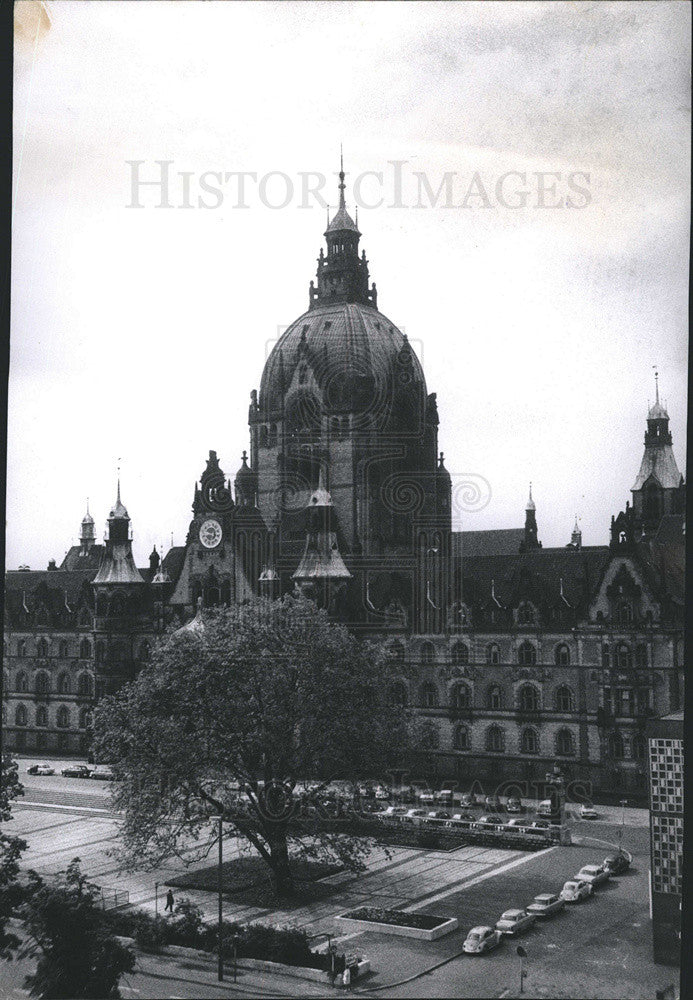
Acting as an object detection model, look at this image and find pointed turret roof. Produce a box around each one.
[108,480,129,520]
[325,150,359,235]
[526,483,536,511]
[81,500,94,526]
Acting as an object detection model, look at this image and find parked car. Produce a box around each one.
[27,763,55,776]
[434,789,455,803]
[449,811,475,823]
[528,819,551,830]
[560,879,593,903]
[418,792,435,806]
[575,864,610,888]
[537,798,554,817]
[374,785,390,800]
[61,765,92,779]
[506,797,524,813]
[495,908,536,936]
[460,792,478,806]
[91,766,115,781]
[526,893,565,918]
[506,818,528,828]
[476,815,505,827]
[604,852,631,875]
[580,803,598,820]
[379,805,407,818]
[426,810,451,821]
[403,808,427,820]
[462,926,502,954]
[485,795,504,813]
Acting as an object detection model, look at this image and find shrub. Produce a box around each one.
[170,898,204,947]
[416,831,440,849]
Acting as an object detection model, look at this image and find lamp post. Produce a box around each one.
[310,932,335,981]
[233,931,239,983]
[517,945,527,993]
[217,814,224,982]
[618,798,627,852]
[154,881,159,919]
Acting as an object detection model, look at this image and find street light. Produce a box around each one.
[618,798,627,852]
[154,881,159,919]
[517,945,527,993]
[233,931,239,983]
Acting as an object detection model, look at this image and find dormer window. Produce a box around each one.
[517,602,535,626]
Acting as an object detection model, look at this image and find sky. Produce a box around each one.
[8,0,690,570]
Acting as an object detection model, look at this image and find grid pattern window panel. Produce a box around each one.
[648,738,683,814]
[651,815,683,894]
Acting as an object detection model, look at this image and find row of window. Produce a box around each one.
[447,724,578,756]
[6,639,151,663]
[5,670,94,697]
[5,704,91,729]
[391,681,575,713]
[389,639,650,669]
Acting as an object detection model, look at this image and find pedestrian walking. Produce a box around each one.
[164,889,174,913]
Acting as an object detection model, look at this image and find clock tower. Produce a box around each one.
[168,450,268,611]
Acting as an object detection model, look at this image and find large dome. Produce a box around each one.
[258,301,427,424]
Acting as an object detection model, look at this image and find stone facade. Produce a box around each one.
[3,169,684,799]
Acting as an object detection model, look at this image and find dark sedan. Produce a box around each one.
[61,764,92,778]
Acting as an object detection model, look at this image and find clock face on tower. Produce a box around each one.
[199,518,222,549]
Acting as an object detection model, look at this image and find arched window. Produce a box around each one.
[80,638,92,659]
[453,725,470,751]
[388,682,408,707]
[77,673,93,698]
[555,644,570,666]
[388,640,405,663]
[556,728,575,756]
[451,642,469,666]
[59,640,69,658]
[78,606,92,627]
[608,732,624,759]
[268,423,277,448]
[518,684,539,712]
[420,641,435,664]
[16,671,28,693]
[36,705,48,727]
[635,644,648,669]
[486,643,500,665]
[632,735,646,761]
[35,672,50,695]
[517,602,535,625]
[37,638,48,658]
[521,727,539,754]
[95,642,105,664]
[57,706,70,729]
[17,639,26,658]
[79,707,92,730]
[15,704,28,726]
[555,686,574,712]
[57,672,70,695]
[139,641,151,663]
[419,682,438,708]
[617,603,633,626]
[644,482,660,522]
[601,644,610,668]
[485,725,505,753]
[487,684,502,710]
[35,606,49,627]
[221,580,231,606]
[615,643,631,670]
[450,683,471,709]
[517,642,536,666]
[259,425,268,447]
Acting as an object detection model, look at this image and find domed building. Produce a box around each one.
[2,161,685,800]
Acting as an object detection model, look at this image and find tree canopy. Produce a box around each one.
[93,595,411,895]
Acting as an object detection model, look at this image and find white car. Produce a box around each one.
[374,785,390,800]
[379,805,407,818]
[560,879,593,903]
[403,808,427,820]
[426,810,451,821]
[580,803,598,819]
[526,893,565,918]
[34,763,55,776]
[463,926,502,954]
[575,864,610,887]
[495,908,536,936]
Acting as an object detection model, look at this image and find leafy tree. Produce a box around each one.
[0,755,26,960]
[93,595,410,896]
[19,859,135,999]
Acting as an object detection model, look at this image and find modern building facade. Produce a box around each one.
[3,165,685,798]
[647,710,683,966]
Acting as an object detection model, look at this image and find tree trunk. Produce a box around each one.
[267,829,294,897]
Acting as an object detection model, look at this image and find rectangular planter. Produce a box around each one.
[335,913,459,941]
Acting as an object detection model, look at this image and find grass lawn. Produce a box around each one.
[166,855,343,907]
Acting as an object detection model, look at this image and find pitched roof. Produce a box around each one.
[161,546,186,584]
[5,569,96,604]
[92,544,145,585]
[631,444,682,491]
[453,529,525,558]
[59,545,105,572]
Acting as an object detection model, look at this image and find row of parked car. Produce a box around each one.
[26,762,115,780]
[461,852,631,954]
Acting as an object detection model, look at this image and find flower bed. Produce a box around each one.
[336,906,459,941]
